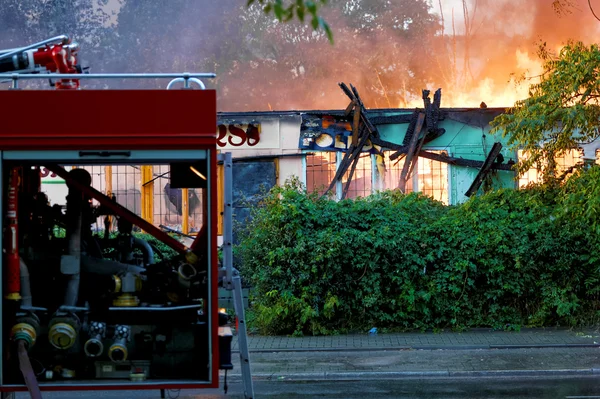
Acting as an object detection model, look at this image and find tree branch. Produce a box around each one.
[589,0,600,21]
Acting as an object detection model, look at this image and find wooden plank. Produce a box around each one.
[398,113,425,193]
[352,105,361,146]
[344,100,356,117]
[464,142,504,197]
[406,125,428,179]
[418,150,514,171]
[341,154,361,199]
[321,125,370,198]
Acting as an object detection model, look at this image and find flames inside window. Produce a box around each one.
[305,150,449,204]
[306,152,337,196]
[518,149,584,187]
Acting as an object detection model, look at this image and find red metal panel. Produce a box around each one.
[0,90,217,150]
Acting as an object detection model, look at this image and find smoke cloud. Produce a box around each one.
[1,0,599,110]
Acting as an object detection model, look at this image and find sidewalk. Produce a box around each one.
[226,328,600,382]
[232,327,600,352]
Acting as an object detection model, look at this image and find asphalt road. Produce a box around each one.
[12,375,600,398]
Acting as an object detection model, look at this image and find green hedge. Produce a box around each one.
[236,167,600,336]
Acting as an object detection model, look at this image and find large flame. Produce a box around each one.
[404,49,545,109]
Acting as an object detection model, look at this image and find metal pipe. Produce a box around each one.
[167,77,206,90]
[19,258,32,308]
[5,167,21,300]
[0,34,70,61]
[63,202,82,308]
[223,152,234,289]
[108,304,202,312]
[2,72,216,80]
[133,237,154,265]
[81,256,145,276]
[0,47,23,54]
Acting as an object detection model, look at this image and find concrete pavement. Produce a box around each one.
[225,327,600,382]
[232,327,600,352]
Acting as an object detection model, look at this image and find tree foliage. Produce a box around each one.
[247,0,333,42]
[237,171,600,336]
[0,0,115,62]
[490,41,600,178]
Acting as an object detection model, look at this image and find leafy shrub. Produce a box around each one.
[237,169,600,336]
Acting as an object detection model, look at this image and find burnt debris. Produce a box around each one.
[318,84,515,199]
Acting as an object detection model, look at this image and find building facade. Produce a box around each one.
[39,106,592,236]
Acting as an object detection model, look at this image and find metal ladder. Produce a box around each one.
[219,152,254,399]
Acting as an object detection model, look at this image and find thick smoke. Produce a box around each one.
[1,0,599,110]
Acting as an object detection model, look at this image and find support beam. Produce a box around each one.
[399,113,425,193]
[464,142,504,197]
[182,188,189,235]
[140,165,154,225]
[104,165,113,234]
[418,150,514,171]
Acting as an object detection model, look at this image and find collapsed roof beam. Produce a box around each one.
[464,142,505,197]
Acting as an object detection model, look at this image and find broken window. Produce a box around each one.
[417,154,449,204]
[341,153,373,199]
[378,152,415,194]
[305,150,449,203]
[518,149,583,187]
[306,152,338,196]
[378,150,449,204]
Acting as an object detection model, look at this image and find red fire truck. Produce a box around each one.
[0,35,253,398]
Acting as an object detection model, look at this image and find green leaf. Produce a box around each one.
[306,0,317,16]
[273,0,284,20]
[320,17,333,43]
[311,15,319,29]
[296,0,305,22]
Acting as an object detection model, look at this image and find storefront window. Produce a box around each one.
[378,150,448,204]
[304,150,449,204]
[306,152,338,196]
[341,153,373,199]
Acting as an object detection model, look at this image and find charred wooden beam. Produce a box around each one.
[339,82,378,135]
[431,89,442,130]
[402,111,420,146]
[407,121,429,179]
[352,104,361,146]
[399,113,426,193]
[464,142,504,197]
[342,152,362,199]
[321,125,370,198]
[370,136,407,153]
[344,100,356,117]
[369,115,414,125]
[370,137,514,171]
[419,150,514,171]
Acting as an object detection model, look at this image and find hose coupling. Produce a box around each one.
[84,321,106,357]
[108,324,130,362]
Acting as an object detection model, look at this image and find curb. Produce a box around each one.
[224,368,600,382]
[232,343,600,353]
